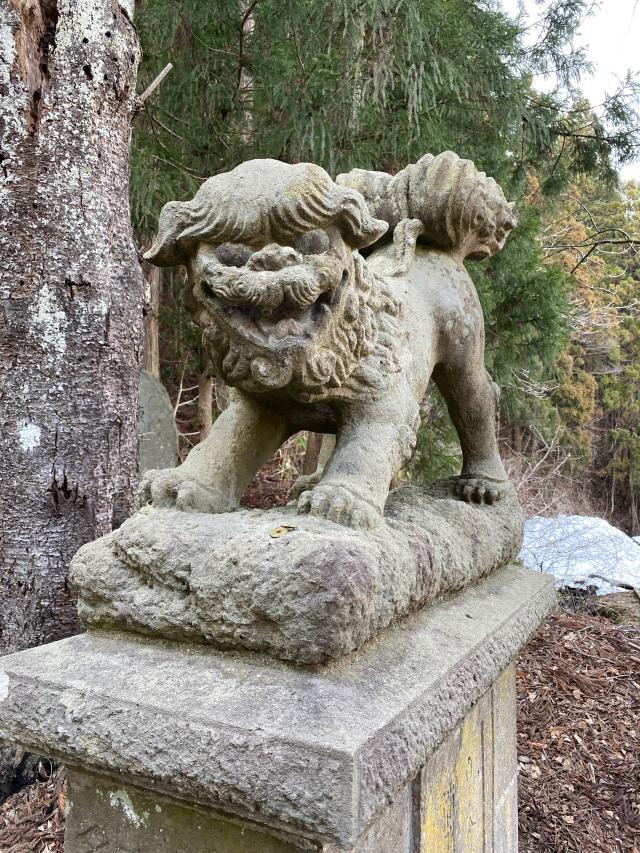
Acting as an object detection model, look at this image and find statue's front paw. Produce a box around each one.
[297,484,382,529]
[289,471,323,500]
[137,468,229,514]
[454,476,504,505]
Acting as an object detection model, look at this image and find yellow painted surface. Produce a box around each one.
[492,664,518,801]
[421,666,518,853]
[453,702,485,850]
[422,764,455,852]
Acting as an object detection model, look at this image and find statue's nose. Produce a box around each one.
[247,244,303,272]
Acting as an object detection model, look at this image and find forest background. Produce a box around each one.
[132,0,640,532]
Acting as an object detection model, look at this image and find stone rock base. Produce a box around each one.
[70,478,524,664]
[0,564,554,851]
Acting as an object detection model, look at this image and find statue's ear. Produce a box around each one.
[338,192,388,249]
[144,201,189,267]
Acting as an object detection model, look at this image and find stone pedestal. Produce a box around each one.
[0,564,554,852]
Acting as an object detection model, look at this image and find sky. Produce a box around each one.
[501,0,640,180]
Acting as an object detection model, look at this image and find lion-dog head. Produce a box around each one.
[146,159,403,403]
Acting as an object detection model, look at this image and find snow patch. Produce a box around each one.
[30,284,68,360]
[17,420,41,452]
[519,515,640,595]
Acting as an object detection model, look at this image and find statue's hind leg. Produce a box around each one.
[432,361,507,504]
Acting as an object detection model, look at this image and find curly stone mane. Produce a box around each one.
[337,150,518,266]
[386,151,517,251]
[200,251,402,404]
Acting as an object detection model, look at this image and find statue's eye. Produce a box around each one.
[294,229,330,255]
[215,243,252,267]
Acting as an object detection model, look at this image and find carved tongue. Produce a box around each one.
[274,319,303,339]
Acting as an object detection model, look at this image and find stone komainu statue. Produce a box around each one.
[141,154,517,529]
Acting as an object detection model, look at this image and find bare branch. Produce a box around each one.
[139,63,173,105]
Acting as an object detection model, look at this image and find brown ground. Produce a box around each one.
[241,435,305,510]
[0,765,65,853]
[518,610,640,853]
[1,609,638,852]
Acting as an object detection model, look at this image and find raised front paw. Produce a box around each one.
[136,468,231,514]
[454,476,504,505]
[297,483,382,529]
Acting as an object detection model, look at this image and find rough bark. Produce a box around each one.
[302,432,323,475]
[0,0,144,655]
[142,264,160,378]
[198,369,214,442]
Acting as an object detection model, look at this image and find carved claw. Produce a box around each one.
[289,471,323,500]
[297,484,382,529]
[454,477,504,505]
[136,468,232,514]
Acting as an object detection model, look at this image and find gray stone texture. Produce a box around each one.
[70,478,524,664]
[65,768,304,853]
[138,156,517,532]
[138,370,179,474]
[0,564,554,848]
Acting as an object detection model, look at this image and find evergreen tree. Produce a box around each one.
[129,0,640,492]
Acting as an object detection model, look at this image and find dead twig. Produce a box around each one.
[138,63,173,105]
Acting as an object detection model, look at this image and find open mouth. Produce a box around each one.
[198,271,347,349]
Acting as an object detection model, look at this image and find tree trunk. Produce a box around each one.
[142,265,161,379]
[630,470,638,536]
[303,432,324,475]
[198,369,214,442]
[0,0,143,655]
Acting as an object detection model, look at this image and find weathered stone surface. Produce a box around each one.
[138,370,179,474]
[338,150,517,274]
[68,154,523,664]
[0,564,554,848]
[70,477,524,664]
[64,768,412,853]
[65,768,304,853]
[137,156,517,530]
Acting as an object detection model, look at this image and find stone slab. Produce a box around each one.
[0,564,554,848]
[70,478,524,664]
[64,769,413,853]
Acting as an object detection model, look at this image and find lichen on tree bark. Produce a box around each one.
[0,0,144,654]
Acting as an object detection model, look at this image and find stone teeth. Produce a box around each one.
[274,319,303,338]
